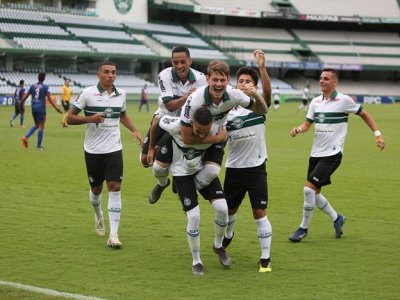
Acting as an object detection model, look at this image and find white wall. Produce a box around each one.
[96,0,148,23]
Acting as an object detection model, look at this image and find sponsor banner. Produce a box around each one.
[194,5,225,15]
[362,17,381,23]
[248,61,363,71]
[0,95,31,106]
[322,63,363,71]
[381,17,400,24]
[304,14,339,22]
[339,16,362,23]
[355,95,397,104]
[0,95,14,106]
[226,8,261,18]
[261,11,284,18]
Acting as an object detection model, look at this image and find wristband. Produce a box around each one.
[374,130,381,137]
[296,127,302,133]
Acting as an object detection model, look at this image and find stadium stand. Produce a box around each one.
[291,0,400,18]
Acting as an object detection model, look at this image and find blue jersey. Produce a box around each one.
[28,82,50,113]
[14,86,26,106]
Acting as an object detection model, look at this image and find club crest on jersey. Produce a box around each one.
[317,113,325,123]
[104,107,114,118]
[232,117,244,129]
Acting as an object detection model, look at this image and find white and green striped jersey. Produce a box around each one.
[307,91,362,157]
[72,83,126,154]
[155,67,207,117]
[225,106,267,168]
[159,115,218,176]
[180,85,254,128]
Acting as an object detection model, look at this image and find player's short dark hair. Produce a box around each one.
[322,68,339,80]
[207,60,230,77]
[236,67,259,85]
[172,46,190,58]
[193,107,212,126]
[19,80,24,85]
[38,72,46,82]
[99,61,116,70]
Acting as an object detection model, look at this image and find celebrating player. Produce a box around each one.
[288,68,385,243]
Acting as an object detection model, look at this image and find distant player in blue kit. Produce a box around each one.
[10,80,26,128]
[19,72,62,150]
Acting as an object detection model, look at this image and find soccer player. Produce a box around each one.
[177,60,267,198]
[66,61,143,248]
[138,83,149,113]
[272,86,280,111]
[10,79,26,128]
[150,107,230,275]
[140,46,207,168]
[222,50,273,273]
[288,68,385,243]
[19,72,62,150]
[61,78,72,127]
[298,84,311,111]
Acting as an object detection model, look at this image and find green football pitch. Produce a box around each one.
[0,102,399,300]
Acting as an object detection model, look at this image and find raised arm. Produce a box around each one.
[358,110,385,150]
[254,49,272,107]
[244,84,268,115]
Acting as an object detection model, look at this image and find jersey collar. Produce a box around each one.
[171,68,196,84]
[323,90,338,101]
[97,83,120,96]
[204,86,230,106]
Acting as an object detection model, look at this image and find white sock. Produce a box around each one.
[316,193,338,221]
[186,206,201,265]
[300,187,316,229]
[152,161,169,187]
[211,199,228,248]
[194,164,220,190]
[225,214,237,239]
[108,191,121,235]
[89,190,103,219]
[255,216,272,259]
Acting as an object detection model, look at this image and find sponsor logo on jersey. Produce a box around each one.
[183,97,192,119]
[158,76,166,93]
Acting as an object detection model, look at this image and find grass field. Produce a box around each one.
[0,102,399,300]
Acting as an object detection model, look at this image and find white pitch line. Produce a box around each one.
[0,280,108,300]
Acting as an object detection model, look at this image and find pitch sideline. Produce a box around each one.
[0,280,108,300]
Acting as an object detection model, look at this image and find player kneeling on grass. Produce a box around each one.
[67,61,143,248]
[148,107,230,275]
[288,68,385,243]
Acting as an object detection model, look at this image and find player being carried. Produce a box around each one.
[148,59,268,204]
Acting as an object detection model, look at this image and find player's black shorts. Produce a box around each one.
[61,100,70,111]
[15,105,24,115]
[204,141,225,166]
[32,111,46,124]
[224,161,268,210]
[174,174,225,212]
[307,152,342,188]
[155,133,173,163]
[302,99,308,105]
[84,150,123,187]
[274,100,280,105]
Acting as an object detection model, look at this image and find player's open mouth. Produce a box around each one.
[213,87,223,93]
